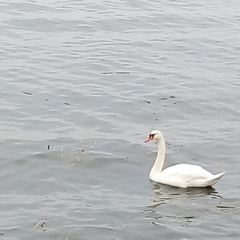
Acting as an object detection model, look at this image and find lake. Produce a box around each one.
[0,0,240,239]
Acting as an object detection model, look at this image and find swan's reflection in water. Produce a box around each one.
[143,182,224,224]
[149,181,221,208]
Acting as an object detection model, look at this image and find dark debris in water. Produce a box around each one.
[22,91,33,96]
[217,205,235,210]
[160,97,168,101]
[101,71,114,75]
[159,95,180,107]
[40,221,46,227]
[159,96,177,101]
[47,145,50,150]
[181,216,195,221]
[77,149,85,152]
[116,71,130,74]
[144,95,179,107]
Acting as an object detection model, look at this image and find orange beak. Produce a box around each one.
[145,134,154,142]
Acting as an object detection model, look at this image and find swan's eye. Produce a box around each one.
[149,134,155,138]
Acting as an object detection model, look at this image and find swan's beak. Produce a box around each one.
[145,134,154,142]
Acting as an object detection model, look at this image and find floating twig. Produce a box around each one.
[34,216,51,228]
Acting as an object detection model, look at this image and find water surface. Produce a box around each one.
[1,0,240,239]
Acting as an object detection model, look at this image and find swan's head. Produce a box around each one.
[145,130,163,142]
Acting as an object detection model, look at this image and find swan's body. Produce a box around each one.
[145,130,225,188]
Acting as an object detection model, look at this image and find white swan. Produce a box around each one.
[145,130,225,188]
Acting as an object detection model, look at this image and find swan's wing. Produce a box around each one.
[161,164,213,180]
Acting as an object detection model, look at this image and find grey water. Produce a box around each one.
[0,0,240,239]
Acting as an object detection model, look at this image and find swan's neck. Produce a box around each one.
[149,136,165,179]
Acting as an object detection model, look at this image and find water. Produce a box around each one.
[1,0,240,239]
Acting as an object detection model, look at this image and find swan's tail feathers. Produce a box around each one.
[210,171,226,186]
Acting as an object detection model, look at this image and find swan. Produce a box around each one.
[145,130,225,188]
